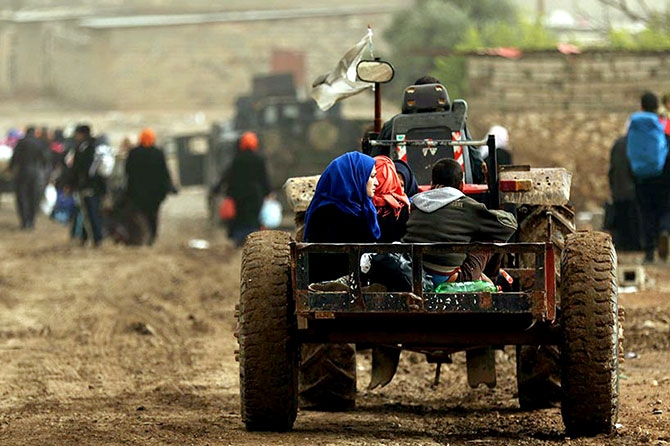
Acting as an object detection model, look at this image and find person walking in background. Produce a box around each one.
[626,92,670,263]
[9,126,51,229]
[211,131,270,247]
[63,124,107,247]
[125,128,175,245]
[5,128,23,148]
[481,125,513,178]
[108,136,134,201]
[660,92,670,136]
[608,128,642,252]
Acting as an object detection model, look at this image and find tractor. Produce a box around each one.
[235,59,620,437]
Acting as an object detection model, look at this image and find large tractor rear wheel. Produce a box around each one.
[515,204,574,409]
[299,343,357,411]
[292,213,356,412]
[560,231,619,437]
[516,345,561,409]
[238,231,298,431]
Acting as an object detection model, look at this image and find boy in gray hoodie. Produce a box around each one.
[402,158,517,285]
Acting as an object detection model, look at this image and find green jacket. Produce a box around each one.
[402,187,517,268]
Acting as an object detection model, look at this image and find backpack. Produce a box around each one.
[88,142,116,178]
[626,111,669,180]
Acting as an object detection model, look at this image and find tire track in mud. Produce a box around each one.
[83,310,122,395]
[97,287,197,396]
[0,240,91,405]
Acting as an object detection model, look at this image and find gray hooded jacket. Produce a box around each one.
[402,187,518,268]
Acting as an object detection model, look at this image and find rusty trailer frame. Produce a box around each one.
[290,241,559,348]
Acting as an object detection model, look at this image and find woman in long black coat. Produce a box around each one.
[125,128,174,244]
[221,131,271,246]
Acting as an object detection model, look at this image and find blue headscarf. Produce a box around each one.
[304,151,380,241]
[393,159,419,199]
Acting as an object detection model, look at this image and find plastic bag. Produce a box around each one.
[40,184,57,216]
[51,189,76,224]
[219,197,236,221]
[89,143,115,178]
[259,198,282,229]
[435,280,497,293]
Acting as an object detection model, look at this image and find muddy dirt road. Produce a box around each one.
[0,188,668,445]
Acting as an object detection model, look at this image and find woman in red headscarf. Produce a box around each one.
[125,127,175,245]
[372,155,410,242]
[211,131,271,247]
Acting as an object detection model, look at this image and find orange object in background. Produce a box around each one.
[219,197,236,221]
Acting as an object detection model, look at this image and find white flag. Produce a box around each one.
[310,29,374,111]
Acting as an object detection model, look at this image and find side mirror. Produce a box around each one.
[356,59,395,84]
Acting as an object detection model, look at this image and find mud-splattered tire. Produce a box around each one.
[517,204,575,287]
[516,345,561,409]
[514,205,574,409]
[238,230,298,431]
[299,343,356,411]
[560,231,619,437]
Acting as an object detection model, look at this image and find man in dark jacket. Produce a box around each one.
[608,134,642,251]
[64,124,106,247]
[402,158,517,284]
[9,127,51,229]
[212,131,270,247]
[125,128,174,245]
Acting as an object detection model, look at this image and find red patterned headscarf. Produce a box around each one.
[373,155,410,218]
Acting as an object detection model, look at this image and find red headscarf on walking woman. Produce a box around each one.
[139,128,156,148]
[238,131,259,152]
[373,156,410,218]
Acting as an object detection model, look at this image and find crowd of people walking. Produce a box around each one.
[2,124,176,247]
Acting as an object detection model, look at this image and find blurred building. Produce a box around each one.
[0,3,403,108]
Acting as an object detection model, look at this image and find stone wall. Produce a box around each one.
[0,29,13,95]
[461,51,670,212]
[50,24,107,105]
[467,110,627,212]
[9,23,44,94]
[467,51,670,112]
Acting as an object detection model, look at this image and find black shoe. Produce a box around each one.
[308,275,350,292]
[659,232,669,262]
[643,253,654,264]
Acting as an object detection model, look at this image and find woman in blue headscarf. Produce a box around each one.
[304,151,379,282]
[393,159,419,199]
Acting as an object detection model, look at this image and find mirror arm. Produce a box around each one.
[374,81,382,133]
[374,58,382,133]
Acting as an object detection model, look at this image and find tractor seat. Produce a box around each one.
[402,83,451,114]
[392,85,473,185]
